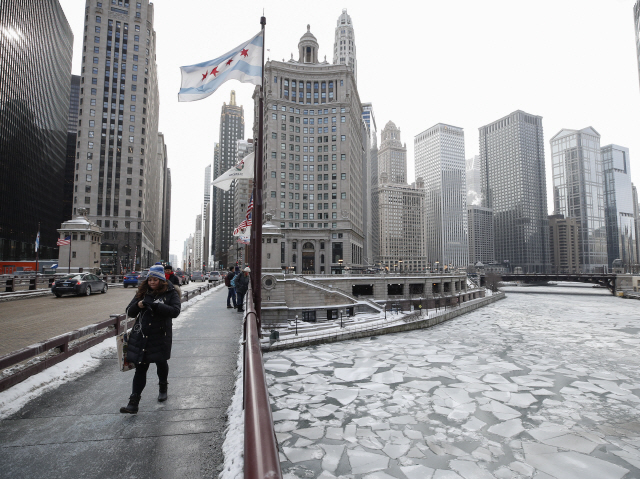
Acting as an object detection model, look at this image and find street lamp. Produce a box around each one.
[295,314,299,336]
[435,261,440,274]
[399,260,403,273]
[340,309,343,328]
[338,259,343,274]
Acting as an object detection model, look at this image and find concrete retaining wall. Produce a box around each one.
[263,291,506,351]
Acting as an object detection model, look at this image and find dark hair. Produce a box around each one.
[229,266,234,271]
[135,278,168,299]
[164,265,173,271]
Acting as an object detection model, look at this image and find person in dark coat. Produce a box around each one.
[164,264,181,287]
[225,266,236,309]
[235,267,251,313]
[120,265,181,414]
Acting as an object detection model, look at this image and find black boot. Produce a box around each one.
[158,382,168,402]
[120,394,141,414]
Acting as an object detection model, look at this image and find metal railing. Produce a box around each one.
[0,283,214,393]
[243,281,282,479]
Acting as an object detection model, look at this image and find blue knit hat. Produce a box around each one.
[148,265,166,281]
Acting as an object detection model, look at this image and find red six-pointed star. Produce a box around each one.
[226,58,233,66]
[240,48,249,57]
[210,66,219,77]
[201,71,208,81]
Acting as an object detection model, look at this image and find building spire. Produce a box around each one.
[230,90,236,106]
[333,9,357,83]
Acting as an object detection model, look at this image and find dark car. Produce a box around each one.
[174,270,189,285]
[123,271,140,287]
[51,273,108,297]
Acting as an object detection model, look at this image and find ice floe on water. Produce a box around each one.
[268,285,640,478]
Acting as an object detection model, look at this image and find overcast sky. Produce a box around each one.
[59,0,640,264]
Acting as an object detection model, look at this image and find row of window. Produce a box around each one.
[271,172,347,181]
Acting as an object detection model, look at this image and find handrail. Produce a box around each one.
[0,283,213,393]
[243,280,282,479]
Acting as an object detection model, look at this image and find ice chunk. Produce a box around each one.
[389,415,417,425]
[308,404,339,418]
[426,355,456,363]
[462,417,486,431]
[488,418,524,438]
[346,449,390,475]
[538,434,598,454]
[483,373,510,384]
[326,427,343,440]
[449,460,495,479]
[433,471,464,479]
[403,380,441,392]
[320,444,344,472]
[483,391,511,402]
[282,446,323,463]
[382,442,410,459]
[264,358,292,372]
[334,367,377,381]
[400,464,435,479]
[372,371,405,384]
[525,451,628,479]
[294,426,325,440]
[507,393,537,408]
[327,388,359,405]
[272,409,300,421]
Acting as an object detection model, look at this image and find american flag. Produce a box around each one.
[57,236,71,246]
[233,193,253,236]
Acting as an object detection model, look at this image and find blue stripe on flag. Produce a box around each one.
[179,62,263,95]
[180,32,263,72]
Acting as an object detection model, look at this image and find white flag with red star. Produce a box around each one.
[178,31,263,102]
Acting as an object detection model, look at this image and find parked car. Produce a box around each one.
[175,270,189,285]
[191,271,204,282]
[208,271,221,283]
[51,273,108,297]
[123,271,140,288]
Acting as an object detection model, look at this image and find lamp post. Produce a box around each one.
[340,309,343,328]
[295,314,298,336]
[338,259,343,274]
[399,260,403,273]
[435,261,440,274]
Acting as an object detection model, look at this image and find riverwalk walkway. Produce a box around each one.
[0,286,242,478]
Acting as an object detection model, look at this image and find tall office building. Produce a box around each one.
[549,214,580,273]
[333,9,357,83]
[635,2,640,90]
[213,91,244,267]
[64,75,82,221]
[260,25,366,274]
[202,164,211,268]
[73,0,164,272]
[0,0,73,262]
[161,166,171,261]
[194,213,202,271]
[415,123,468,270]
[602,144,636,272]
[550,127,607,273]
[468,206,494,265]
[373,121,426,272]
[479,111,550,273]
[466,155,482,207]
[210,142,220,266]
[361,102,376,264]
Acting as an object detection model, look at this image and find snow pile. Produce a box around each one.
[218,336,245,479]
[0,283,224,419]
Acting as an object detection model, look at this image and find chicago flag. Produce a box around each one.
[178,31,263,102]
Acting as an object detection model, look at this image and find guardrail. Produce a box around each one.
[0,283,213,393]
[243,281,282,479]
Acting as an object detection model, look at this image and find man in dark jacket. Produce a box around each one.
[164,265,181,286]
[225,266,237,309]
[235,267,251,313]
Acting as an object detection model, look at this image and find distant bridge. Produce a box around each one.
[493,273,618,295]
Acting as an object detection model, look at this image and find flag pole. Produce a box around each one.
[35,222,40,275]
[251,14,265,325]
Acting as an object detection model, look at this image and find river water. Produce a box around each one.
[264,284,640,479]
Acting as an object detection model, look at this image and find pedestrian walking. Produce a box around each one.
[120,264,181,414]
[225,266,237,309]
[164,264,181,287]
[235,267,251,313]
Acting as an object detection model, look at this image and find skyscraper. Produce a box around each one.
[634,1,640,90]
[468,206,494,266]
[549,214,580,274]
[333,9,357,83]
[479,111,550,273]
[602,144,636,272]
[64,75,82,221]
[261,25,366,274]
[465,155,482,207]
[0,0,73,262]
[202,164,211,268]
[373,122,426,272]
[415,124,468,270]
[211,142,220,266]
[213,91,244,267]
[361,102,376,264]
[550,127,607,273]
[73,0,164,272]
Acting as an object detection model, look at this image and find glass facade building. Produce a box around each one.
[602,144,636,272]
[415,123,469,270]
[0,0,73,261]
[479,110,550,273]
[550,127,607,273]
[64,75,81,221]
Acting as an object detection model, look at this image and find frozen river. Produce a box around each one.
[264,284,640,479]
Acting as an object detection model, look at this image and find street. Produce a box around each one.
[0,280,219,357]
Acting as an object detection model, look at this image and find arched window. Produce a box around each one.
[303,242,314,249]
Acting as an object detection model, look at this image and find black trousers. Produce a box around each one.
[132,361,168,395]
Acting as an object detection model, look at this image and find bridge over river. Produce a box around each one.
[493,273,619,294]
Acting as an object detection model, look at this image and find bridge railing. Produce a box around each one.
[0,283,213,393]
[243,281,282,479]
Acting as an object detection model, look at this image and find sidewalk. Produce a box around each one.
[0,286,243,478]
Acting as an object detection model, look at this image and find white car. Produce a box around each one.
[208,271,222,283]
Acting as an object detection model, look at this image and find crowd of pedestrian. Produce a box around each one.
[225,265,250,313]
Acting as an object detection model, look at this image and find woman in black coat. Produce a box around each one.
[120,265,181,414]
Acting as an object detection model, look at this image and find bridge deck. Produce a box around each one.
[0,287,241,478]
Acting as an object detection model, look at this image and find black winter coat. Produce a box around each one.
[125,282,181,364]
[235,273,250,294]
[167,273,181,286]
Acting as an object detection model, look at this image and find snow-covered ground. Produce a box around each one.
[264,284,640,478]
[0,283,224,419]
